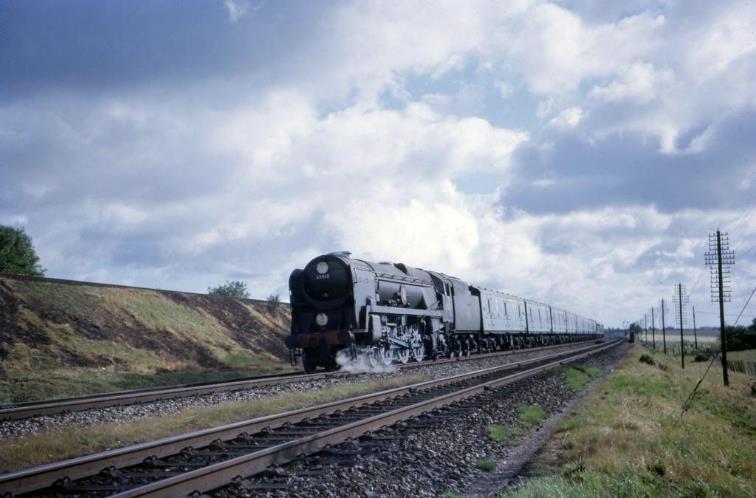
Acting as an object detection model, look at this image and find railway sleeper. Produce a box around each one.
[243,481,290,491]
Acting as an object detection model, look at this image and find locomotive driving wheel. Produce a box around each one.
[366,347,379,368]
[397,348,410,364]
[378,346,394,366]
[411,346,425,362]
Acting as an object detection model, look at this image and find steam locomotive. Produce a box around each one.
[286,252,603,372]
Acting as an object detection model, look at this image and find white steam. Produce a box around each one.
[335,349,397,374]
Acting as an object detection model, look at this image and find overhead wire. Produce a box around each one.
[733,286,756,327]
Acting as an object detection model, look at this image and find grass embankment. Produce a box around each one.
[502,345,756,498]
[0,373,428,473]
[0,277,292,403]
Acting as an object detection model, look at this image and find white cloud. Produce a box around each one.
[684,4,756,81]
[549,106,584,128]
[224,0,250,23]
[589,62,674,104]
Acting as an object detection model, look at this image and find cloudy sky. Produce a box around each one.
[1,0,755,327]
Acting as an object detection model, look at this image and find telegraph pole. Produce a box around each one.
[674,283,689,369]
[679,284,684,368]
[692,305,698,351]
[650,307,656,350]
[661,299,667,355]
[705,230,735,386]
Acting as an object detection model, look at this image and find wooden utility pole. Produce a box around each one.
[692,305,698,351]
[643,313,648,343]
[717,231,729,386]
[650,306,656,350]
[661,299,667,355]
[705,229,735,387]
[678,283,685,369]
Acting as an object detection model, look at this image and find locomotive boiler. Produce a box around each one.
[286,252,603,372]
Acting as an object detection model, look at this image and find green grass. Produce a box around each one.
[475,458,496,472]
[500,345,756,498]
[20,281,102,321]
[0,362,293,404]
[112,290,230,344]
[487,424,527,443]
[501,468,683,498]
[563,366,601,391]
[518,403,546,425]
[0,373,429,472]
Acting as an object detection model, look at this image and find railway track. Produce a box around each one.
[0,339,621,497]
[0,340,597,421]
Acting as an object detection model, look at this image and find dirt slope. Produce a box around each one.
[0,275,292,395]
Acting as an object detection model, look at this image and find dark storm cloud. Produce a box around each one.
[0,0,327,100]
[506,110,756,214]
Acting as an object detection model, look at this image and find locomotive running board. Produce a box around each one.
[367,304,445,317]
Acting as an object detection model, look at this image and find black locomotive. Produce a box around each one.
[286,252,603,372]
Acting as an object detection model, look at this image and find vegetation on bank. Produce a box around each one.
[502,345,755,498]
[0,373,428,473]
[0,276,291,403]
[208,280,250,298]
[0,363,291,405]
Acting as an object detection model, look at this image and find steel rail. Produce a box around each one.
[113,340,621,498]
[0,340,597,421]
[0,340,618,496]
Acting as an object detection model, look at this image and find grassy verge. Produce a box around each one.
[0,373,428,472]
[562,366,601,391]
[501,345,756,498]
[0,362,293,404]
